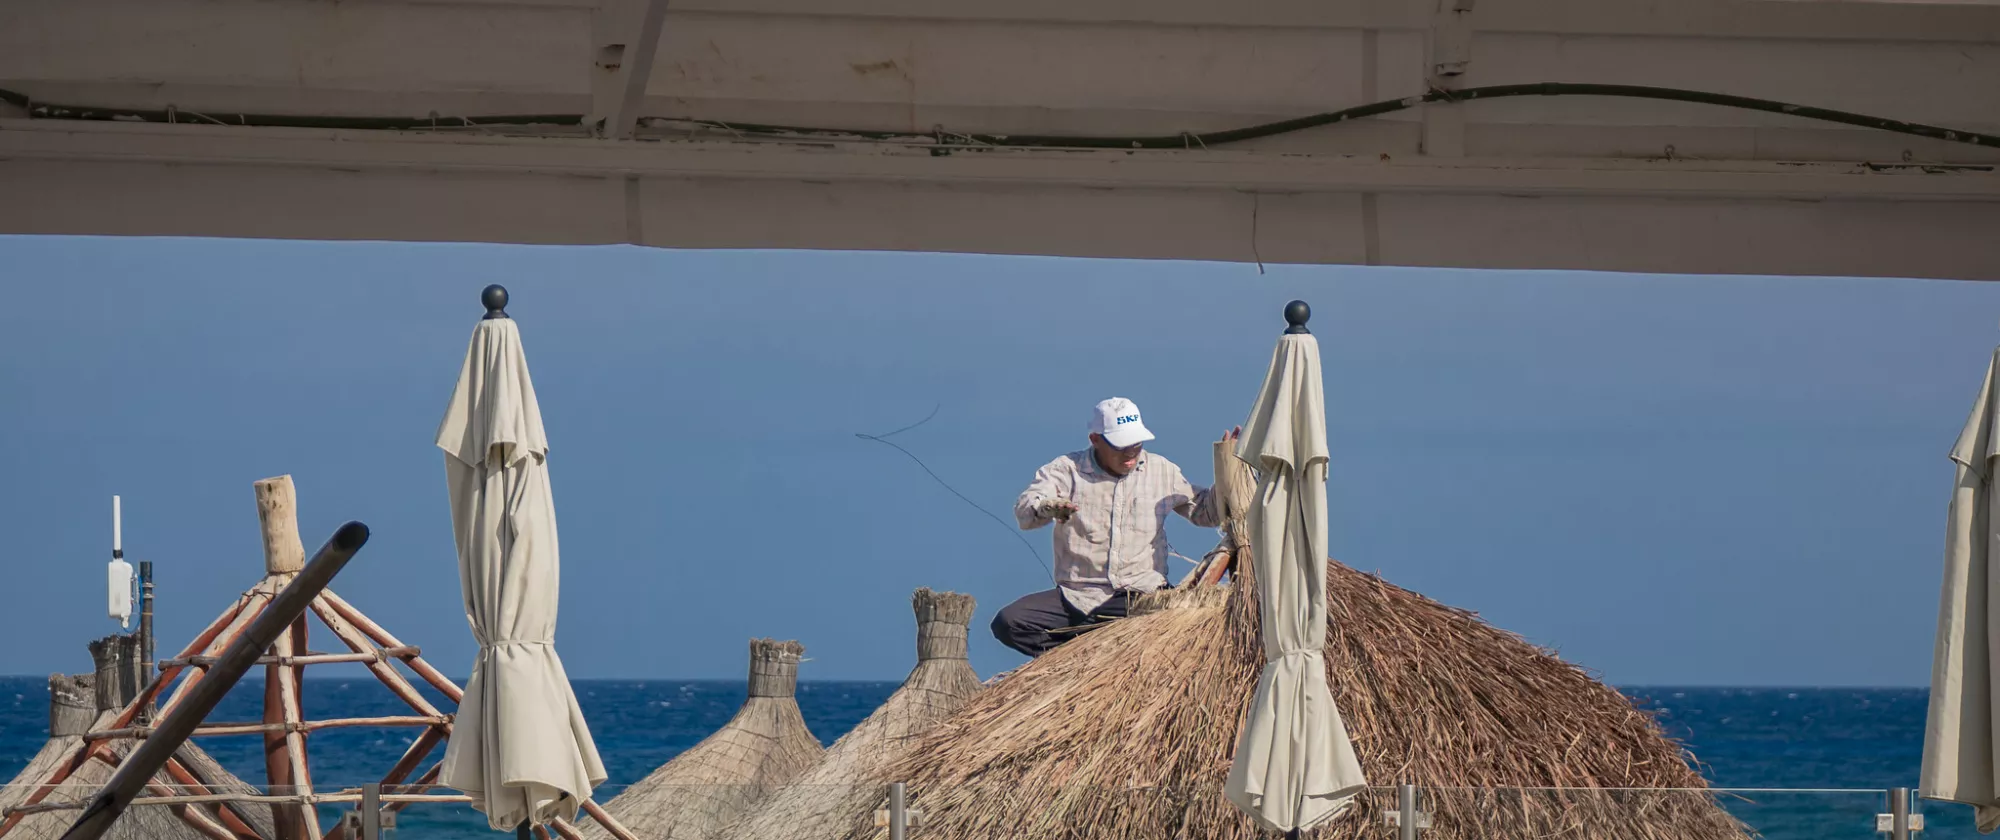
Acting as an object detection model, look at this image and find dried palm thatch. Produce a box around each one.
[584,639,824,840]
[858,554,1749,840]
[0,709,278,840]
[730,589,982,840]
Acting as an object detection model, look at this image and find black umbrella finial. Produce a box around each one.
[482,284,510,320]
[1283,300,1311,334]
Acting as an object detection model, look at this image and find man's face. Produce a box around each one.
[1090,433,1143,476]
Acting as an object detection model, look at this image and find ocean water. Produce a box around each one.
[0,679,1973,838]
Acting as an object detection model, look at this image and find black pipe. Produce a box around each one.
[58,521,370,840]
[1,82,1994,150]
[137,561,153,723]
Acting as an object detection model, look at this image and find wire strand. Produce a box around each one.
[856,406,1052,576]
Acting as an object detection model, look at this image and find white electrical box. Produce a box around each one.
[108,557,133,624]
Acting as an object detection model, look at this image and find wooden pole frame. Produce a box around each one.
[55,520,370,840]
[2,474,639,840]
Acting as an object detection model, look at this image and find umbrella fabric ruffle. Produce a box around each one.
[449,640,606,830]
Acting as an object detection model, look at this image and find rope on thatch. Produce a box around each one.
[728,590,983,840]
[583,639,824,840]
[858,558,1750,840]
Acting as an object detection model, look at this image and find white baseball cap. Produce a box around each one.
[1089,397,1156,449]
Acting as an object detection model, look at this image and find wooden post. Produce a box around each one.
[257,474,313,840]
[265,621,307,840]
[255,476,306,575]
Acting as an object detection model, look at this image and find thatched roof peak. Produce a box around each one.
[45,674,93,738]
[586,638,824,840]
[748,638,805,698]
[912,588,973,662]
[725,589,983,840]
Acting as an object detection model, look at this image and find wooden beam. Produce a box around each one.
[264,618,307,840]
[1199,547,1234,586]
[12,792,476,813]
[160,647,419,669]
[158,756,268,840]
[309,596,445,718]
[320,727,444,840]
[319,590,463,702]
[138,774,237,840]
[164,588,273,716]
[286,614,321,840]
[90,715,451,740]
[577,801,641,840]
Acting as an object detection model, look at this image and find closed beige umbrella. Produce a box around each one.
[1224,300,1367,834]
[1923,345,2000,832]
[436,285,607,831]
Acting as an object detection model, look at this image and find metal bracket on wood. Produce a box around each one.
[875,783,924,836]
[1875,814,1926,833]
[872,810,927,828]
[1878,787,1921,838]
[1382,783,1427,838]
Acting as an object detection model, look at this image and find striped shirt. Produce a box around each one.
[1014,449,1222,615]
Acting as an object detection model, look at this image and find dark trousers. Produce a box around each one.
[989,588,1136,658]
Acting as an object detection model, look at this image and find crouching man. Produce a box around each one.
[991,397,1233,657]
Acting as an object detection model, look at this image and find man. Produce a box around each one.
[991,397,1234,658]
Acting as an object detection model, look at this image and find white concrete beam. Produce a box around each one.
[2,120,1998,281]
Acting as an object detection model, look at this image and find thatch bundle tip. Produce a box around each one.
[748,638,806,698]
[913,588,975,662]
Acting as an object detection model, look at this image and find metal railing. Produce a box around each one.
[0,780,1962,839]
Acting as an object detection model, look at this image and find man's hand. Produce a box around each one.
[1222,426,1242,442]
[1037,498,1081,523]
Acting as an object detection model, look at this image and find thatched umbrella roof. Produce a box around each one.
[0,676,278,840]
[850,558,1749,840]
[728,589,982,840]
[584,639,824,840]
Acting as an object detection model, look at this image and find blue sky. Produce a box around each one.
[1,234,1994,687]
